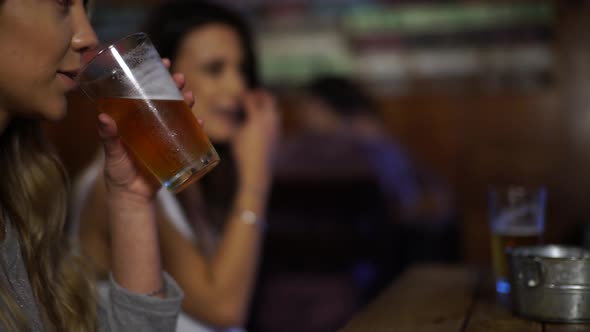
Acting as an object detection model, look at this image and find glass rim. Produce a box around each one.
[507,245,590,261]
[76,32,149,83]
[487,184,548,201]
[487,184,547,191]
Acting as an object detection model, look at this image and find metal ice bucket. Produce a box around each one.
[507,245,590,322]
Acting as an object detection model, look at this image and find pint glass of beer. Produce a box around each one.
[77,33,219,192]
[488,185,546,294]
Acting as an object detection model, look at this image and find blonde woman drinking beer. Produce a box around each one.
[0,0,206,330]
[71,1,280,331]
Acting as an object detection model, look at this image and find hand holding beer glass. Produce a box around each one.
[77,33,219,192]
[489,185,546,294]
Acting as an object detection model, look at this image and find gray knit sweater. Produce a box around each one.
[0,220,184,331]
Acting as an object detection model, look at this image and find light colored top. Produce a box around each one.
[0,214,184,332]
[71,156,244,332]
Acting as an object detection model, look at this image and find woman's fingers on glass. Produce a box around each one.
[183,90,195,109]
[97,113,117,139]
[162,58,171,69]
[172,73,185,90]
[97,113,127,161]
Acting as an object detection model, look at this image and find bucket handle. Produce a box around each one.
[525,257,544,288]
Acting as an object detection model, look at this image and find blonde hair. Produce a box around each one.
[0,119,96,331]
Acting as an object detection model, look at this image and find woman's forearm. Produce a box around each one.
[206,184,267,317]
[108,193,164,297]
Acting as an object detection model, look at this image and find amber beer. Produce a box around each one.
[78,34,220,192]
[491,228,542,282]
[98,97,219,192]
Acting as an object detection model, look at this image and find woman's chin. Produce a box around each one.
[41,100,68,122]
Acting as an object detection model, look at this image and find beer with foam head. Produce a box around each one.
[488,186,546,294]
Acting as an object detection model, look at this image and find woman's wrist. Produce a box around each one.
[239,166,271,189]
[105,180,154,203]
[233,208,267,233]
[106,190,155,223]
[235,179,269,214]
[238,182,268,197]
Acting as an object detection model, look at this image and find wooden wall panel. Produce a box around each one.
[43,1,590,266]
